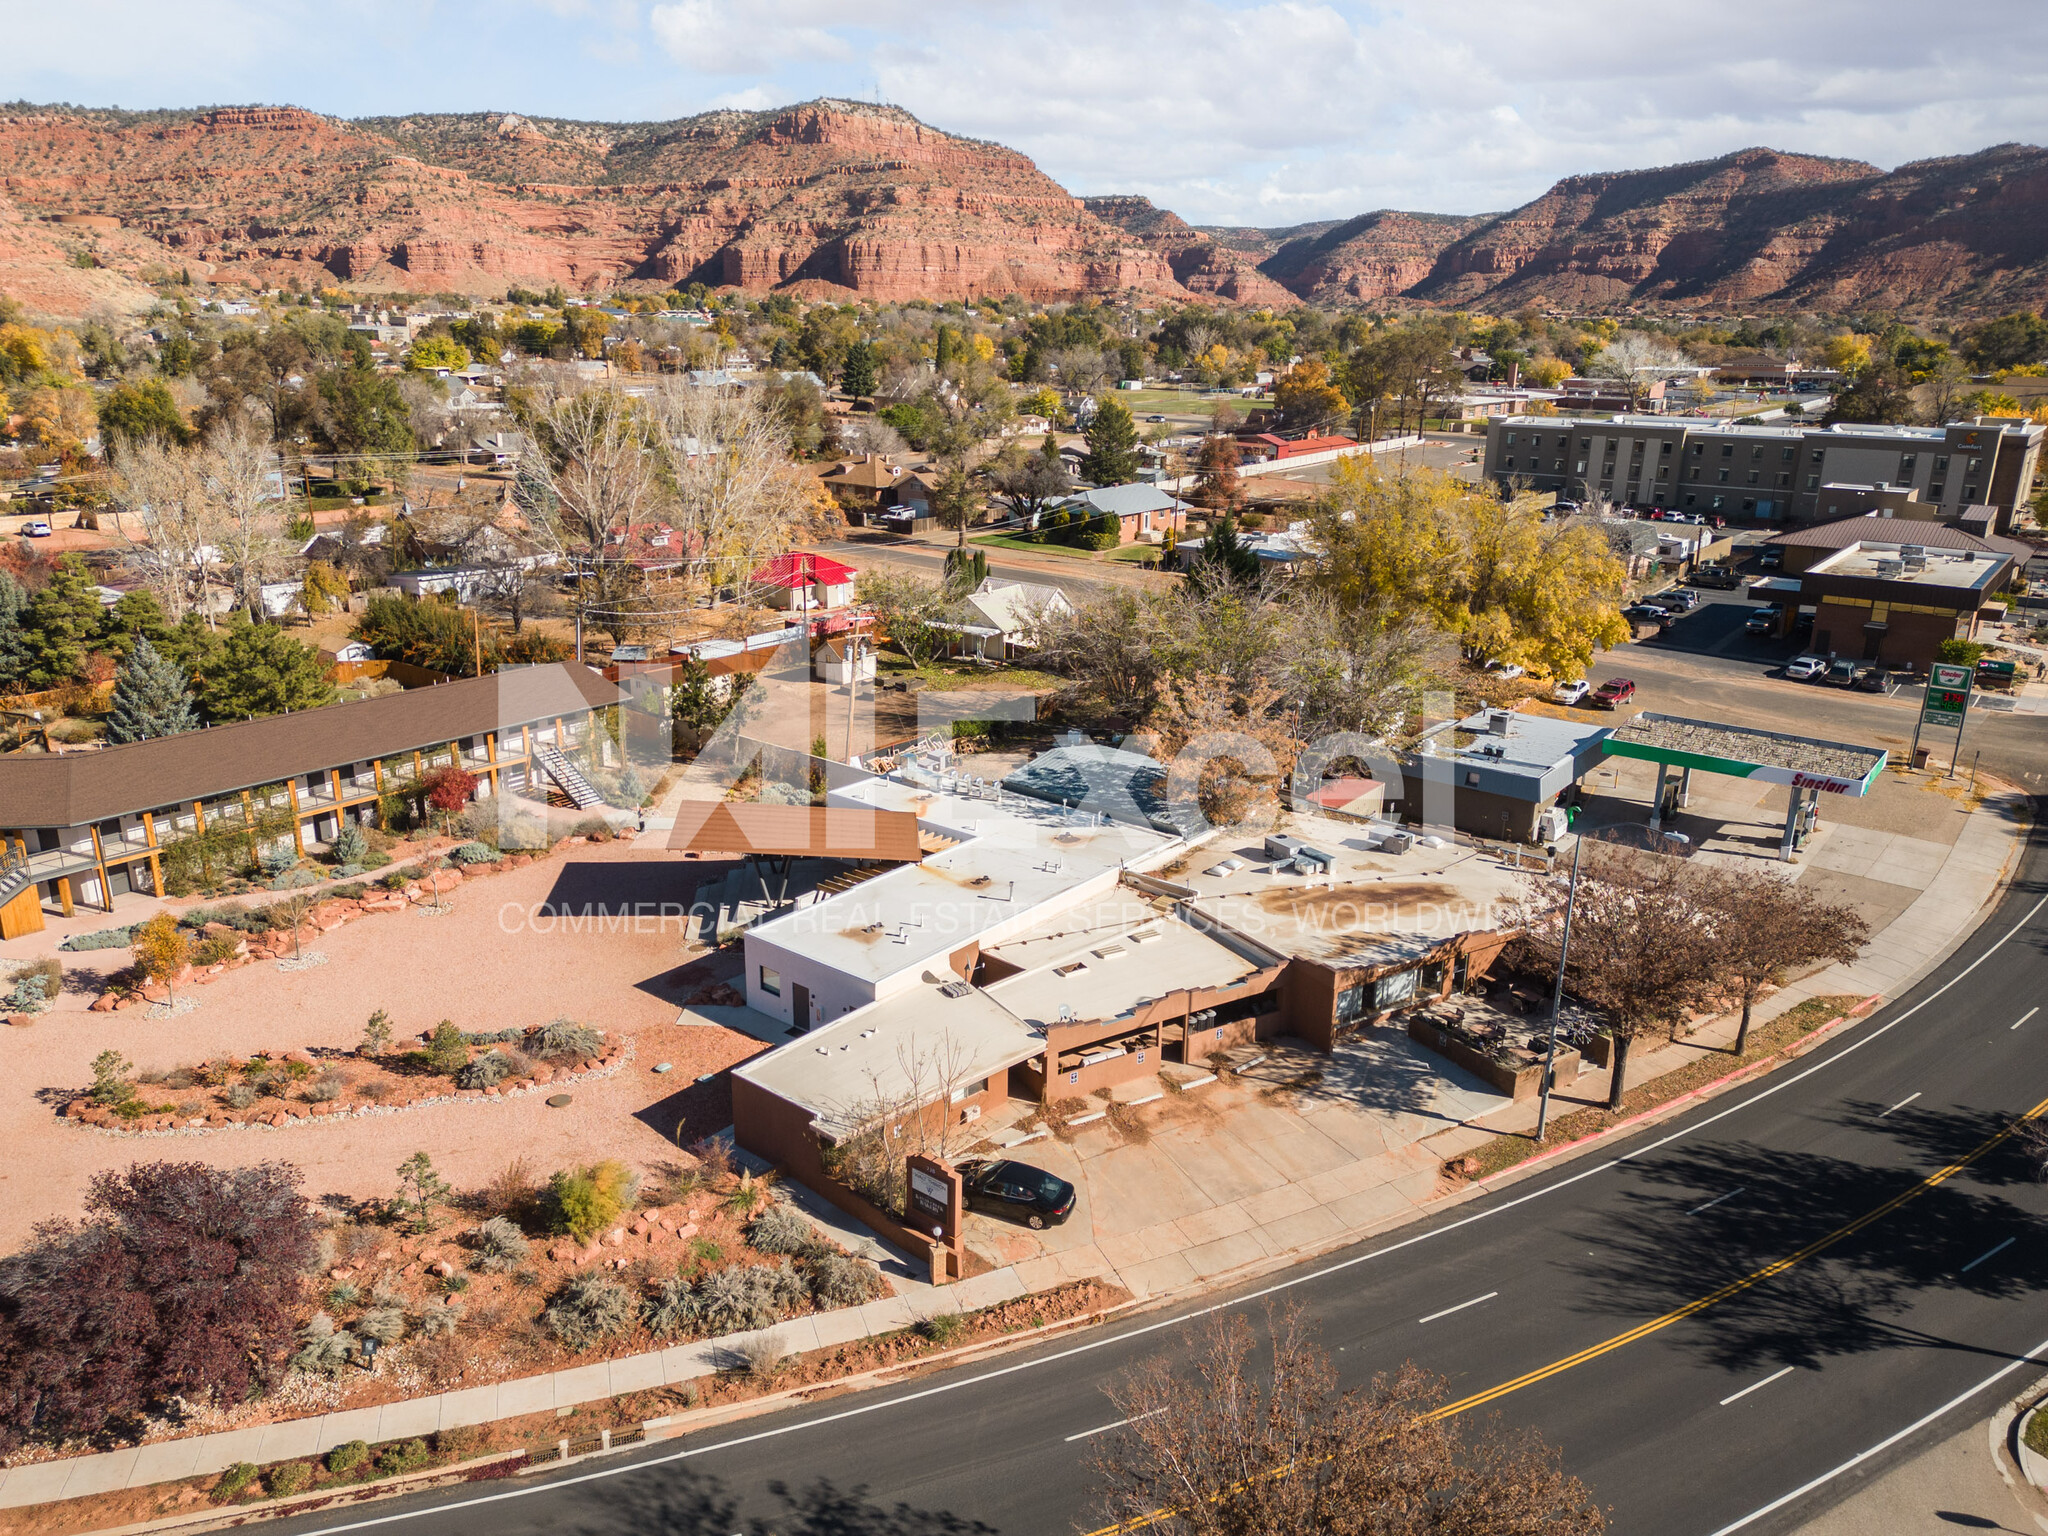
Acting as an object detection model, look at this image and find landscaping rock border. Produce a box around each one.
[71,1041,635,1140]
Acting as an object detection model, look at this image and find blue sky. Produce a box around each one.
[7,0,2048,227]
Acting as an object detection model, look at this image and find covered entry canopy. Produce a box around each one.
[667,803,925,862]
[1602,713,1887,861]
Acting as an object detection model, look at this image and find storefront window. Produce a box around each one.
[1336,982,1369,1021]
[1374,968,1421,1010]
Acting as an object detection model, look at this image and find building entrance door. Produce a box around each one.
[791,983,811,1035]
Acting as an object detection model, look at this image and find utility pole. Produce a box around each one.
[1535,831,1586,1142]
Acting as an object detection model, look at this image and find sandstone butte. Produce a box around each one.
[2,98,2047,318]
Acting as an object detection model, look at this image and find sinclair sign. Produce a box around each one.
[1922,662,1973,723]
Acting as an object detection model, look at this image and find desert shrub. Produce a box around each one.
[380,870,410,891]
[354,1304,405,1345]
[470,1216,530,1273]
[213,1461,260,1502]
[643,1274,696,1337]
[416,1298,464,1338]
[58,925,133,952]
[307,1229,336,1274]
[433,1424,482,1458]
[692,1262,805,1336]
[267,1461,312,1498]
[527,1018,603,1062]
[730,1333,786,1381]
[305,1069,346,1103]
[362,849,393,871]
[259,845,297,879]
[425,1020,468,1075]
[377,1437,431,1475]
[225,1083,258,1110]
[544,1160,637,1242]
[89,1049,136,1107]
[331,881,368,900]
[326,1440,371,1475]
[484,1157,541,1223]
[692,1135,735,1182]
[746,1204,813,1257]
[450,841,495,865]
[462,1027,526,1045]
[268,868,319,890]
[328,1280,360,1307]
[455,1050,516,1090]
[501,814,549,851]
[331,822,369,867]
[290,1313,355,1377]
[7,956,62,1011]
[541,1273,634,1349]
[572,816,611,839]
[807,1253,884,1309]
[918,1312,966,1346]
[193,932,240,966]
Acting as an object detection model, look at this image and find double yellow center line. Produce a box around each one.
[1085,1092,2048,1534]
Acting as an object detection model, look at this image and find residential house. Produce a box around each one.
[1057,483,1187,545]
[753,551,859,612]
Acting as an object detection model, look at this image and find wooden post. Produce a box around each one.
[286,779,305,854]
[57,876,74,918]
[88,824,110,911]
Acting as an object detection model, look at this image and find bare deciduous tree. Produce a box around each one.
[1698,867,1869,1053]
[113,436,211,621]
[516,371,670,617]
[1517,842,1721,1110]
[1090,1305,1604,1536]
[199,416,287,618]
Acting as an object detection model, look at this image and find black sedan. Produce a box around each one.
[958,1159,1076,1230]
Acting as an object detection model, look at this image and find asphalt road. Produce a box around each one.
[275,807,2048,1536]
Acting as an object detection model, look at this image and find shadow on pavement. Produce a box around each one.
[571,1468,1000,1535]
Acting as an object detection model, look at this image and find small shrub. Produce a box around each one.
[572,816,611,839]
[267,1461,312,1498]
[485,1156,541,1222]
[213,1461,260,1502]
[362,850,394,871]
[450,841,495,865]
[462,1027,527,1045]
[746,1204,813,1257]
[692,1135,735,1181]
[225,1083,258,1110]
[426,1019,468,1075]
[693,1262,806,1335]
[545,1160,637,1242]
[416,1298,464,1338]
[359,1008,393,1058]
[527,1018,603,1062]
[331,881,368,899]
[328,1281,360,1307]
[59,925,133,952]
[193,932,240,966]
[807,1253,884,1309]
[305,1068,346,1103]
[259,845,298,878]
[358,1079,391,1102]
[89,1049,135,1107]
[331,822,369,867]
[722,1170,774,1219]
[376,1438,431,1476]
[455,1050,516,1090]
[731,1333,786,1381]
[434,1424,482,1458]
[290,1313,356,1377]
[444,1272,470,1293]
[542,1273,634,1348]
[381,870,411,891]
[643,1273,696,1337]
[919,1312,966,1346]
[268,867,319,891]
[689,1236,723,1267]
[326,1440,371,1475]
[355,1304,405,1344]
[471,1215,531,1272]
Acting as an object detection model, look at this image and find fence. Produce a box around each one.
[325,658,459,688]
[0,681,115,715]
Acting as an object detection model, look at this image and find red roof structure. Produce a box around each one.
[753,551,859,589]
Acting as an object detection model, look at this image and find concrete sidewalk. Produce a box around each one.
[0,786,2026,1511]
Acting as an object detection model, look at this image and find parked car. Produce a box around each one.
[1622,604,1670,627]
[1826,658,1858,687]
[958,1159,1076,1230]
[1691,565,1742,589]
[1852,666,1888,693]
[19,520,51,538]
[1483,659,1525,681]
[1590,678,1637,709]
[1553,498,1583,512]
[1551,678,1590,705]
[1758,547,1784,569]
[1784,654,1831,681]
[1145,414,1166,423]
[1745,607,1781,634]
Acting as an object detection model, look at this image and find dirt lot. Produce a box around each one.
[0,844,769,1248]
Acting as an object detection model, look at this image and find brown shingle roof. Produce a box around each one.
[0,664,620,829]
[666,802,923,862]
[1768,514,2031,560]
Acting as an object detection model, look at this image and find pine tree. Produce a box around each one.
[196,620,336,722]
[1081,398,1139,486]
[839,341,877,401]
[105,637,199,743]
[1198,516,1263,589]
[21,555,107,687]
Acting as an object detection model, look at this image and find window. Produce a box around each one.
[949,1076,991,1103]
[1684,493,1698,508]
[1374,968,1422,1010]
[1464,770,1481,786]
[1963,484,1979,501]
[1690,443,1704,457]
[1929,482,1946,501]
[1747,471,1759,484]
[1806,474,1820,490]
[1721,444,1734,458]
[1742,498,1756,513]
[1899,455,1917,477]
[1661,441,1674,455]
[1502,456,1515,469]
[1576,460,1587,473]
[1968,457,1982,473]
[1934,455,1950,472]
[758,966,781,998]
[1751,446,1763,460]
[1777,473,1790,487]
[1504,432,1517,446]
[1718,468,1731,483]
[1554,460,1565,472]
[1812,450,1826,463]
[1655,466,1668,479]
[1580,438,1592,450]
[1336,981,1370,1022]
[1711,495,1726,510]
[1781,446,1796,463]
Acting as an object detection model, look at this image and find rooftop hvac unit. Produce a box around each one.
[1380,832,1414,856]
[1265,833,1306,862]
[1294,844,1336,872]
[1876,559,1905,579]
[1900,544,1926,560]
[1487,710,1513,735]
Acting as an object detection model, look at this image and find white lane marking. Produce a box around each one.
[1418,1291,1499,1324]
[279,885,2048,1535]
[1064,1407,1165,1443]
[1960,1236,2017,1274]
[1708,1332,2048,1533]
[1688,1187,1745,1215]
[1879,1093,1921,1117]
[2013,1007,2039,1030]
[1719,1366,1794,1406]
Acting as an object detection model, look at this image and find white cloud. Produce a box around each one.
[648,0,851,75]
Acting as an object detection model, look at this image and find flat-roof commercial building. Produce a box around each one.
[1483,415,2044,528]
[1399,709,1613,844]
[0,664,619,938]
[1796,540,2016,666]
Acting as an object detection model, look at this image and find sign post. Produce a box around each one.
[1910,662,1973,773]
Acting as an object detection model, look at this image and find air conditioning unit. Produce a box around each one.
[960,1104,981,1124]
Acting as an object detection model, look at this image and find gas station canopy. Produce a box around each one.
[1604,713,1886,796]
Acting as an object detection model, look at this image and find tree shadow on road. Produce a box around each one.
[569,1467,1001,1536]
[1564,1105,2048,1375]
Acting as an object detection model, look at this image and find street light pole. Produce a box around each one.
[1535,831,1586,1142]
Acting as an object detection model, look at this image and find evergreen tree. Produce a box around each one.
[104,637,199,743]
[21,555,107,687]
[935,326,957,369]
[1196,516,1262,589]
[195,619,336,721]
[1081,397,1139,486]
[0,569,29,692]
[839,341,877,401]
[105,590,171,654]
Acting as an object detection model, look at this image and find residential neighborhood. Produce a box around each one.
[4,20,2048,1536]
